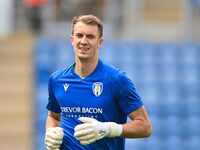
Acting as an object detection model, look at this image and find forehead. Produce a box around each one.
[73,22,99,35]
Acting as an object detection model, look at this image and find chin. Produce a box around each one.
[77,55,90,60]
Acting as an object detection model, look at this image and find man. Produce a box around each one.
[45,14,152,150]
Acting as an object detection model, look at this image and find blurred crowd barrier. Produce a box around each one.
[34,37,200,150]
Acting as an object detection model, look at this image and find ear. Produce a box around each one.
[70,35,74,46]
[99,37,104,46]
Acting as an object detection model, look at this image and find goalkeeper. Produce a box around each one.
[45,14,152,150]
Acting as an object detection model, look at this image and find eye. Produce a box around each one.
[76,33,83,38]
[87,34,95,39]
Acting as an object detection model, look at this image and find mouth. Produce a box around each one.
[79,47,89,51]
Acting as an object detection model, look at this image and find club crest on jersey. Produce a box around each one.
[92,82,103,97]
[63,83,70,92]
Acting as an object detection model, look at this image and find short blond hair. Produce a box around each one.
[71,14,103,37]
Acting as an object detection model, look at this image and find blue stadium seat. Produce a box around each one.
[164,136,183,150]
[125,138,149,150]
[53,41,74,68]
[185,136,200,150]
[186,116,200,137]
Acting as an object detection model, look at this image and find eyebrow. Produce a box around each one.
[75,33,96,37]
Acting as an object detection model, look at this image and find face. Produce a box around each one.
[70,22,103,61]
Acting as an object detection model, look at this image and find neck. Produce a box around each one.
[75,58,98,78]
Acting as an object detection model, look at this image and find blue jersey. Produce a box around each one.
[46,59,143,150]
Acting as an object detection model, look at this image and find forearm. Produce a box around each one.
[45,112,63,149]
[121,106,152,138]
[46,111,61,129]
[74,110,151,146]
[121,119,152,138]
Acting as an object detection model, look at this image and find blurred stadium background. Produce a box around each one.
[0,0,200,150]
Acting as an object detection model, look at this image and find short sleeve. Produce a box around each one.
[46,75,61,113]
[115,72,143,115]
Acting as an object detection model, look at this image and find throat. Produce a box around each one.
[74,59,98,78]
[73,65,88,78]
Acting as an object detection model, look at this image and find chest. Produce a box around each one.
[53,79,115,109]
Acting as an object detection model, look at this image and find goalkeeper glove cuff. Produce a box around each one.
[107,122,123,137]
[74,117,123,146]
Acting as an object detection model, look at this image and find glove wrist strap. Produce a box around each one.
[107,122,123,137]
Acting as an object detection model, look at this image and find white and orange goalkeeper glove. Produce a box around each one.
[45,127,64,150]
[74,117,123,146]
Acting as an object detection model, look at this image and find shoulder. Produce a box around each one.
[49,64,73,81]
[100,60,121,76]
[101,60,130,84]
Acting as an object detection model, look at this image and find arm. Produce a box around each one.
[122,106,152,138]
[45,111,64,150]
[46,111,61,129]
[74,106,152,146]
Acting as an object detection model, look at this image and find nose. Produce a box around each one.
[80,36,88,44]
